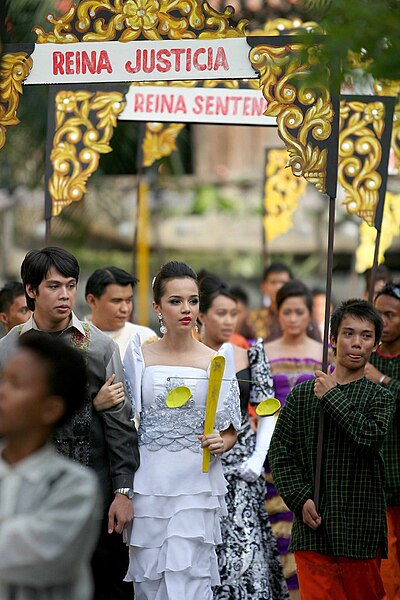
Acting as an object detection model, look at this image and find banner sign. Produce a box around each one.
[119,85,275,125]
[25,38,257,85]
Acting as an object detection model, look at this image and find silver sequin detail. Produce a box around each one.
[139,378,241,453]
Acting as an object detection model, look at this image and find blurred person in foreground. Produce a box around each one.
[0,247,139,600]
[85,266,157,358]
[0,334,100,599]
[365,282,400,599]
[269,299,394,600]
[0,281,31,334]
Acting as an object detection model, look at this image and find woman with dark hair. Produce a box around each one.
[123,261,241,600]
[264,280,323,596]
[198,273,289,600]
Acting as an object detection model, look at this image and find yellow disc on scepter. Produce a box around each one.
[166,386,192,408]
[256,398,281,417]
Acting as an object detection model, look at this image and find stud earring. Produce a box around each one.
[158,313,167,335]
[194,323,199,334]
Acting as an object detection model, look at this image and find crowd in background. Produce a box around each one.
[0,249,398,600]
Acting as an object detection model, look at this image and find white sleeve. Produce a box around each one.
[123,333,145,415]
[214,342,241,432]
[239,416,276,482]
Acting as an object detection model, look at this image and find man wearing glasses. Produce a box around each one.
[365,282,400,600]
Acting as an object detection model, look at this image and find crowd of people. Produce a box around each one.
[0,246,398,600]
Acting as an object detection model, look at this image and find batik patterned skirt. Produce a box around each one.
[213,418,289,600]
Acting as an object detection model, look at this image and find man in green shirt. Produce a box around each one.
[365,281,400,600]
[269,299,395,599]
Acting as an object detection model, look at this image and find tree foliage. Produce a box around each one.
[302,0,400,82]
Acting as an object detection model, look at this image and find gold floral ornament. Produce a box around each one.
[263,148,307,241]
[142,122,185,167]
[374,80,400,170]
[355,192,400,273]
[34,0,247,43]
[338,100,385,226]
[0,52,33,150]
[249,41,335,194]
[49,90,126,216]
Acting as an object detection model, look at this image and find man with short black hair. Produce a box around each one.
[0,281,31,333]
[269,299,394,599]
[85,266,156,358]
[365,282,400,599]
[0,247,139,600]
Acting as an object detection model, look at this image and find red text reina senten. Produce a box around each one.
[52,47,230,76]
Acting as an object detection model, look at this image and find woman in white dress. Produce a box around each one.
[123,261,241,600]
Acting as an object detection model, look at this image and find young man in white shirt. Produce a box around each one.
[85,265,157,358]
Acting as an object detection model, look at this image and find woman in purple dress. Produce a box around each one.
[264,281,323,598]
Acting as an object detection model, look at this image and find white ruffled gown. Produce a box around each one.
[123,340,240,600]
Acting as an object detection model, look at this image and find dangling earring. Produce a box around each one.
[158,313,167,335]
[194,323,199,334]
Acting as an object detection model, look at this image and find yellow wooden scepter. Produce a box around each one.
[202,354,225,473]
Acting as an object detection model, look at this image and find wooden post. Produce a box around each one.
[136,180,149,326]
[314,193,336,511]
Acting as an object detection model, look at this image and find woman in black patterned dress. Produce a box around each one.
[198,274,289,600]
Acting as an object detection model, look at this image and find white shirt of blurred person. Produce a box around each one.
[85,266,157,358]
[0,281,31,334]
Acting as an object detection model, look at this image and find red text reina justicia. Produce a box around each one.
[52,47,230,76]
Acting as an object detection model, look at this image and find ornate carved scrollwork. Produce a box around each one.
[263,148,307,241]
[34,0,247,43]
[0,52,33,149]
[338,99,386,226]
[249,40,335,194]
[374,80,400,170]
[50,89,126,216]
[142,122,185,166]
